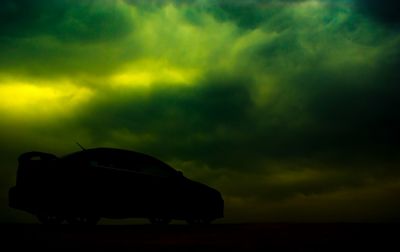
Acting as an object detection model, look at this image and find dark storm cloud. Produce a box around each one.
[0,0,133,41]
[287,70,400,164]
[210,0,309,29]
[75,74,256,168]
[0,0,135,77]
[74,58,400,174]
[356,0,400,24]
[126,0,308,29]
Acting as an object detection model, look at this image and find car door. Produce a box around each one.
[136,158,184,217]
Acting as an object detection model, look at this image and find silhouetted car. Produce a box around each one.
[9,148,224,225]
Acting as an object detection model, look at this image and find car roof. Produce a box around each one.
[61,147,177,174]
[63,147,152,158]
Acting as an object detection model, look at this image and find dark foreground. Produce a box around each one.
[1,223,399,251]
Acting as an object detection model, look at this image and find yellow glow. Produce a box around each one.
[112,72,154,87]
[0,79,92,119]
[110,60,199,87]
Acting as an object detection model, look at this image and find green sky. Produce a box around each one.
[1,0,400,222]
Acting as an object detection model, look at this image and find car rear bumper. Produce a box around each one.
[8,186,36,213]
[8,186,21,210]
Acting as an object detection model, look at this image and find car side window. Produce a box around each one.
[83,151,175,177]
[141,160,175,178]
[89,153,143,174]
[89,158,115,169]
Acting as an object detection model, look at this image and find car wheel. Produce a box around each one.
[149,217,171,225]
[186,217,213,225]
[36,213,64,225]
[66,216,100,225]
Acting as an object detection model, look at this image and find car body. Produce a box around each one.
[9,148,224,225]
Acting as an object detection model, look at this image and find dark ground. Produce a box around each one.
[0,223,399,251]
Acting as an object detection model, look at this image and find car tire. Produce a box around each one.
[36,213,64,225]
[186,217,213,225]
[66,216,100,225]
[149,217,171,225]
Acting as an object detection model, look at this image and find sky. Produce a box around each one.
[0,0,400,223]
